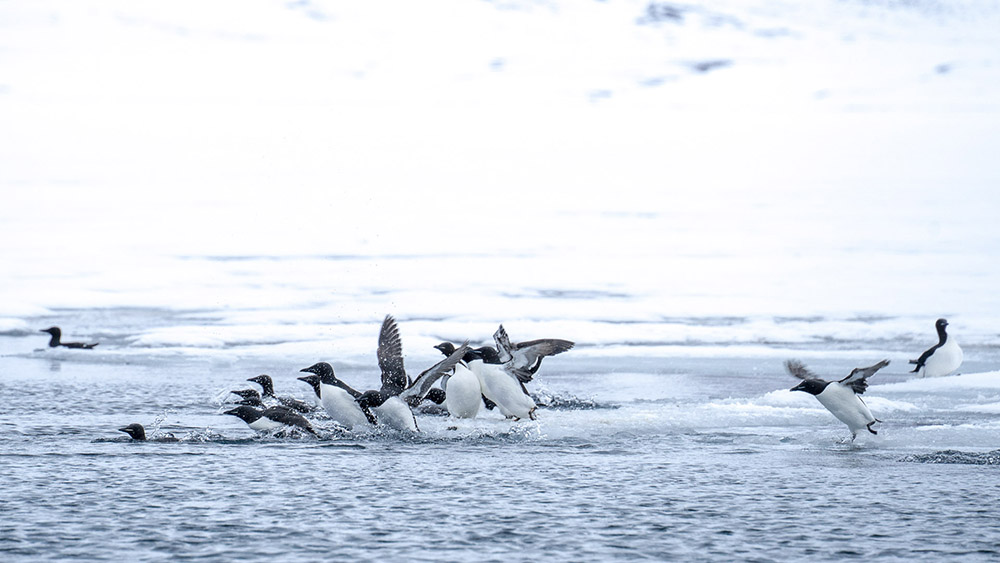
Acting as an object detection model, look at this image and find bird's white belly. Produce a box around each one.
[815,384,875,433]
[445,365,482,419]
[471,362,536,420]
[248,417,284,432]
[320,384,369,430]
[374,396,417,431]
[922,338,963,378]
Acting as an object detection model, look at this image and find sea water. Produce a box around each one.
[3,0,1000,560]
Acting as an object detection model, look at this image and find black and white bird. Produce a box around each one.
[468,345,537,421]
[355,318,470,431]
[40,326,98,349]
[909,318,963,378]
[223,405,319,436]
[118,423,179,442]
[433,342,484,419]
[787,359,890,440]
[493,324,574,378]
[246,374,315,413]
[298,362,371,430]
[297,374,323,400]
[229,388,265,407]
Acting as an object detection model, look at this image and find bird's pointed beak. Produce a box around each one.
[296,376,309,382]
[299,367,313,373]
[117,427,130,433]
[790,382,807,392]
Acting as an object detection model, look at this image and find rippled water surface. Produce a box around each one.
[3,337,1000,561]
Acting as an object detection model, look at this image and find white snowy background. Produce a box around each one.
[2,0,999,359]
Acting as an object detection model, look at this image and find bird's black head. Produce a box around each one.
[425,387,447,405]
[118,423,146,441]
[297,375,322,398]
[936,318,949,336]
[434,342,456,356]
[247,375,274,396]
[224,405,263,423]
[356,390,387,409]
[790,379,827,396]
[474,346,502,364]
[40,326,62,347]
[300,362,337,385]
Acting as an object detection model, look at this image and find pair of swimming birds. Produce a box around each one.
[223,315,574,434]
[788,318,963,440]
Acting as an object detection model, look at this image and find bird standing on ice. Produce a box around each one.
[786,359,890,441]
[909,318,963,378]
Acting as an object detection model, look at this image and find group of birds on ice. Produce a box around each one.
[40,316,964,442]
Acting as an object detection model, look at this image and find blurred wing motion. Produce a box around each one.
[784,359,820,381]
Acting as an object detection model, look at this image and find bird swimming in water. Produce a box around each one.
[229,388,265,407]
[467,345,538,420]
[40,326,98,349]
[433,342,484,419]
[118,423,179,442]
[909,318,963,378]
[355,320,470,432]
[299,362,371,430]
[787,359,890,441]
[246,374,315,413]
[297,374,322,400]
[224,405,319,437]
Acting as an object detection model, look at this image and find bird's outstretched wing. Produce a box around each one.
[785,359,819,380]
[377,315,408,395]
[493,325,575,380]
[494,325,514,363]
[513,338,575,374]
[839,359,890,395]
[400,342,471,407]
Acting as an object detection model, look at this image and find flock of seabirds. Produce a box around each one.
[39,316,964,442]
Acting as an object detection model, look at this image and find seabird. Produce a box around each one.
[909,318,963,378]
[787,359,890,440]
[468,346,537,421]
[224,405,319,436]
[435,342,499,413]
[356,335,470,432]
[118,423,179,442]
[40,326,98,349]
[493,324,574,377]
[230,388,264,407]
[246,374,315,413]
[299,362,371,430]
[297,374,323,400]
[433,342,483,419]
